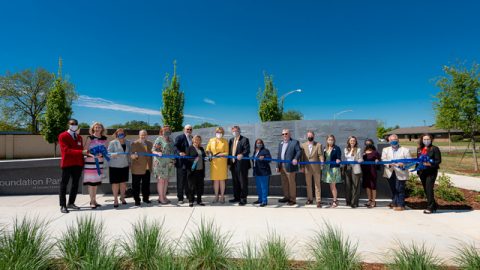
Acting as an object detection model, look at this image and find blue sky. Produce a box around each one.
[1,0,479,128]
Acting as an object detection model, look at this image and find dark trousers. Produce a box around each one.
[59,166,83,207]
[419,170,438,211]
[188,170,204,203]
[132,170,150,202]
[345,167,362,206]
[388,172,406,207]
[176,167,190,201]
[230,161,249,200]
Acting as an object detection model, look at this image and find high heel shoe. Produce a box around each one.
[331,200,339,208]
[212,196,219,204]
[367,200,376,208]
[220,196,225,204]
[364,200,372,207]
[121,199,127,205]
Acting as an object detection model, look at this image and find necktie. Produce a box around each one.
[232,138,238,163]
[73,133,77,140]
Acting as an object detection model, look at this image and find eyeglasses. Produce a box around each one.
[186,129,192,131]
[282,133,289,135]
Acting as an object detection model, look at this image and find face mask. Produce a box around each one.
[390,140,399,146]
[423,140,431,146]
[164,131,172,136]
[216,133,222,139]
[232,131,239,137]
[307,137,314,142]
[256,144,263,148]
[69,125,78,132]
[117,133,126,139]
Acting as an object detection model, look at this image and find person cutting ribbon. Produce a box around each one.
[416,133,442,214]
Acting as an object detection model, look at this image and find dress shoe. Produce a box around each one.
[252,200,261,204]
[229,199,240,203]
[388,203,395,209]
[197,202,205,206]
[178,200,185,204]
[67,204,80,210]
[143,200,151,204]
[134,201,141,206]
[239,200,246,206]
[316,202,322,208]
[60,206,69,213]
[113,203,119,208]
[305,200,313,205]
[278,198,289,203]
[189,203,194,207]
[287,201,296,206]
[351,204,358,209]
[260,203,267,207]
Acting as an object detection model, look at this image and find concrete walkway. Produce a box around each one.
[0,194,478,265]
[446,173,480,191]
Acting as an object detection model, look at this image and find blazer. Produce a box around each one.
[174,133,191,169]
[416,145,442,172]
[277,138,301,172]
[107,139,131,168]
[58,131,84,168]
[343,147,363,174]
[252,148,272,176]
[301,141,323,174]
[381,146,411,180]
[228,135,251,170]
[324,145,342,168]
[130,139,153,175]
[185,145,207,178]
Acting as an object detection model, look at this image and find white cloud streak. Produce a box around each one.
[75,95,216,121]
[203,98,216,105]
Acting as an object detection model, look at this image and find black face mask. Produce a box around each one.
[307,137,314,142]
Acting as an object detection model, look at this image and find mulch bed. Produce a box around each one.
[406,186,480,210]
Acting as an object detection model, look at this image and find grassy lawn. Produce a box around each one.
[400,141,474,147]
[440,152,480,177]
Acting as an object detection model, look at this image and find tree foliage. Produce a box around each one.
[257,73,282,122]
[193,122,217,129]
[109,120,161,130]
[282,110,303,121]
[435,62,480,171]
[161,61,184,132]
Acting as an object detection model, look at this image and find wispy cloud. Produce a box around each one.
[203,98,216,105]
[75,95,216,121]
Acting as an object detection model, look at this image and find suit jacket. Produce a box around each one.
[381,146,411,180]
[130,139,153,175]
[58,131,84,168]
[277,138,301,172]
[416,145,442,172]
[324,145,342,168]
[174,133,192,169]
[301,141,323,174]
[252,148,272,176]
[343,147,363,174]
[185,145,207,178]
[228,135,251,170]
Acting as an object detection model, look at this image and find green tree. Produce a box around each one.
[193,122,218,129]
[78,122,90,129]
[257,72,282,122]
[282,110,303,121]
[161,61,184,132]
[0,67,76,134]
[109,120,161,130]
[377,122,399,139]
[435,62,480,171]
[42,74,70,157]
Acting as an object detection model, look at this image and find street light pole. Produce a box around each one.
[280,89,302,111]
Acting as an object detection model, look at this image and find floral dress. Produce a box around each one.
[152,136,175,179]
[322,150,342,184]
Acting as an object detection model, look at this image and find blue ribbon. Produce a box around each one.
[89,145,110,175]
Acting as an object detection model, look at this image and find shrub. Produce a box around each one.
[435,173,465,202]
[184,218,233,270]
[308,222,361,270]
[406,174,425,198]
[388,242,442,270]
[0,217,52,270]
[57,215,120,270]
[454,243,480,270]
[450,135,464,142]
[475,195,480,203]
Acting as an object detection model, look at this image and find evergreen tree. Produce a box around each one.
[257,72,282,122]
[161,61,184,132]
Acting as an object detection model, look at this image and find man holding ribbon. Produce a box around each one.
[382,134,411,211]
[174,124,193,204]
[276,129,301,206]
[228,125,251,206]
[130,130,153,206]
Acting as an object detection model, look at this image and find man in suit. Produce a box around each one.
[130,130,153,206]
[300,130,324,207]
[228,126,251,206]
[276,129,301,205]
[174,124,193,204]
[58,118,90,213]
[382,134,411,211]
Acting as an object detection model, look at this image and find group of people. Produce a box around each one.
[58,119,442,215]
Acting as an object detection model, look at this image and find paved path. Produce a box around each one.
[0,194,478,265]
[445,173,480,191]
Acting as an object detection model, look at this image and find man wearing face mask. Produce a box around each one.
[58,119,91,213]
[228,126,251,206]
[276,129,301,205]
[381,134,411,211]
[174,124,194,204]
[300,131,324,207]
[130,130,153,206]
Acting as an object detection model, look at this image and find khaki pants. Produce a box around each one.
[305,169,321,202]
[280,167,297,202]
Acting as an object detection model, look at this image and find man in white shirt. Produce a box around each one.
[381,134,411,211]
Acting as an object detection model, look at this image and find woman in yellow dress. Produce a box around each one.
[206,127,229,203]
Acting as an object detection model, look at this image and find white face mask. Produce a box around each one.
[69,125,79,132]
[423,140,431,146]
[215,133,222,139]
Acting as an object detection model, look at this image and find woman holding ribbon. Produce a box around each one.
[83,122,108,209]
[344,136,363,208]
[108,128,131,208]
[252,138,272,207]
[152,126,176,204]
[186,135,207,207]
[416,133,442,214]
[206,127,229,203]
[361,139,381,208]
[322,135,342,208]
